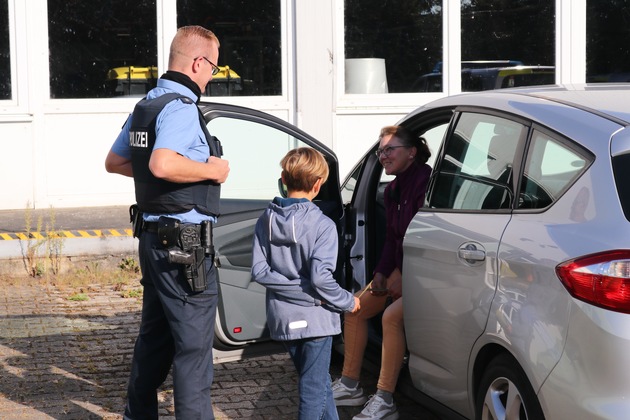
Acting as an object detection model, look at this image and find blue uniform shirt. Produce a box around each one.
[112,79,217,224]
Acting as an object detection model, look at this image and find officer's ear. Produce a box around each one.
[191,56,203,73]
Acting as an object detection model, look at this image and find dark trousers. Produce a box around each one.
[124,231,218,420]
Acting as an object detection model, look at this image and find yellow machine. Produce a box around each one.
[205,65,242,96]
[106,65,242,96]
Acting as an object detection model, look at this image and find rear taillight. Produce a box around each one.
[556,250,630,314]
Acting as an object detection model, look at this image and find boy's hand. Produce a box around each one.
[350,296,361,313]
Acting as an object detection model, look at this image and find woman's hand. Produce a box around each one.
[370,273,388,296]
[387,268,403,300]
[388,278,402,300]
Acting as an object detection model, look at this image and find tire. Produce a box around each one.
[475,354,545,420]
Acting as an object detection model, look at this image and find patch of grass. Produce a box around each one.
[1,255,142,297]
[60,257,139,287]
[21,205,46,277]
[118,256,140,274]
[67,293,89,301]
[121,288,143,299]
[20,204,66,277]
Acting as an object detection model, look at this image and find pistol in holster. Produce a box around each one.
[157,217,214,293]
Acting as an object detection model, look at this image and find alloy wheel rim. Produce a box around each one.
[481,376,526,420]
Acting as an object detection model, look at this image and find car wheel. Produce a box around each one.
[475,354,545,420]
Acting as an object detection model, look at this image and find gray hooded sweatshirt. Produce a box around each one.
[252,197,356,341]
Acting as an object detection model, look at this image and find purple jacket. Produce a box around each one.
[373,162,432,277]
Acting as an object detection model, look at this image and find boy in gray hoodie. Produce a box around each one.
[252,147,360,420]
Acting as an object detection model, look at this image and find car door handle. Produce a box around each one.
[458,244,486,262]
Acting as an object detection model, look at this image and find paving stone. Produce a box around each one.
[0,282,442,419]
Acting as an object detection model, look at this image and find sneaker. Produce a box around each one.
[352,394,399,420]
[332,378,368,406]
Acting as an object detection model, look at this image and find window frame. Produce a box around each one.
[0,0,28,115]
[36,0,291,110]
[333,0,453,111]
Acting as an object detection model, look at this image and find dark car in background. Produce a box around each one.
[413,61,555,92]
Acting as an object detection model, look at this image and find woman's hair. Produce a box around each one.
[281,147,329,193]
[379,125,432,164]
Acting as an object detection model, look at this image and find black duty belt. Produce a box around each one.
[142,221,204,233]
[142,221,159,233]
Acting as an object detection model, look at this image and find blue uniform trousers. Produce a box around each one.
[124,231,218,420]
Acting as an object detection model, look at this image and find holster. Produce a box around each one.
[158,217,183,248]
[157,216,213,292]
[129,204,143,238]
[184,247,208,292]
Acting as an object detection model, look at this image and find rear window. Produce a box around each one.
[518,130,590,210]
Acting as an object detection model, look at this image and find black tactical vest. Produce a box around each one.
[129,93,222,217]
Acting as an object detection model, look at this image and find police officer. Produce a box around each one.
[105,26,230,419]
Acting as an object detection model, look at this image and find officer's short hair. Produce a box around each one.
[169,25,220,64]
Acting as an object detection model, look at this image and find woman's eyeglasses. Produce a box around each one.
[375,145,408,157]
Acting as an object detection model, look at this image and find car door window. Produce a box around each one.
[208,117,309,200]
[378,122,446,186]
[518,129,590,209]
[341,164,360,205]
[429,113,526,210]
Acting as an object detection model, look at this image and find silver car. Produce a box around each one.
[393,85,630,419]
[198,84,630,419]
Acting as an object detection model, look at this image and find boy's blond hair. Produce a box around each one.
[281,147,329,193]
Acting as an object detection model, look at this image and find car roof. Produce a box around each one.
[422,84,630,126]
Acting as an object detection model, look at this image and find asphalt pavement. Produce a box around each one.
[0,205,132,234]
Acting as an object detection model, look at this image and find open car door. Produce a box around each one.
[198,102,344,349]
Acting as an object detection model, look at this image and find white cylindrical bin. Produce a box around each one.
[345,58,389,94]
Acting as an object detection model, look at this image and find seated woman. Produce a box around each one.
[332,125,432,420]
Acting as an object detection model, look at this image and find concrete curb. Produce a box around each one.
[0,206,136,274]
